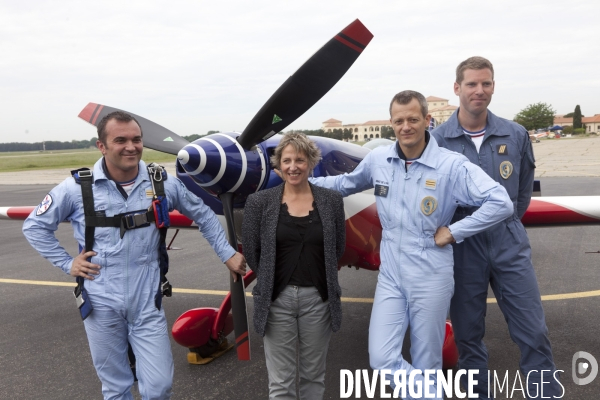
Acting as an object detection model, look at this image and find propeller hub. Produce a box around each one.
[177,132,266,199]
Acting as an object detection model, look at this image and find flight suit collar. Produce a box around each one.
[387,131,438,170]
[444,108,510,139]
[417,133,442,169]
[92,157,149,190]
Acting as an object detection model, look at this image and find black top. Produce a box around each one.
[273,202,327,302]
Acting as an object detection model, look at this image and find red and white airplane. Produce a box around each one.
[529,131,549,142]
[2,19,600,369]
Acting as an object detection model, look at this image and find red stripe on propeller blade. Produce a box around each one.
[340,19,374,47]
[78,103,99,123]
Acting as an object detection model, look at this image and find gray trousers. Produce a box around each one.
[263,285,332,400]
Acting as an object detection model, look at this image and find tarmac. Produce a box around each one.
[533,136,600,177]
[1,137,600,399]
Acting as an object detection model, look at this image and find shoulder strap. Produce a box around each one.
[147,163,172,309]
[77,169,96,254]
[77,171,95,301]
[70,168,95,320]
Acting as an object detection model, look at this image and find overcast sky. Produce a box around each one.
[1,0,599,143]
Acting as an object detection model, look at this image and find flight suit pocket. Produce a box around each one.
[415,173,442,234]
[505,218,529,248]
[372,165,394,228]
[418,235,436,249]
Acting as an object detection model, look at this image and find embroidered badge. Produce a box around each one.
[420,196,437,216]
[374,184,389,197]
[500,161,513,179]
[36,194,53,216]
[497,144,508,155]
[425,179,436,190]
[146,189,154,198]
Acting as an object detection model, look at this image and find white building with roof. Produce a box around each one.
[321,118,392,141]
[426,96,458,124]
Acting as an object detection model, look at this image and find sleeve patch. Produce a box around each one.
[36,194,53,216]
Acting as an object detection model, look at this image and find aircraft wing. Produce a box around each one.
[4,196,600,226]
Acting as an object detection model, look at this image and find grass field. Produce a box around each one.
[0,148,177,172]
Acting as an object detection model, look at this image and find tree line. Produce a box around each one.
[0,126,394,153]
[0,131,216,152]
[0,138,98,152]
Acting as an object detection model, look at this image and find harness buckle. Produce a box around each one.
[125,212,149,229]
[78,169,93,179]
[161,280,172,297]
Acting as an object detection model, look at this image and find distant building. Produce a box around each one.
[553,115,574,127]
[583,115,600,133]
[426,96,458,125]
[321,118,392,141]
[553,114,600,133]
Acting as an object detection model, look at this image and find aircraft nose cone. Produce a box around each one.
[177,148,190,165]
[176,133,266,198]
[178,143,212,183]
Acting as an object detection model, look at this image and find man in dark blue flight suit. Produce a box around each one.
[432,56,561,399]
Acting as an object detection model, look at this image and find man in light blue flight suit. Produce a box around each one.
[432,56,561,398]
[23,111,246,400]
[311,90,513,398]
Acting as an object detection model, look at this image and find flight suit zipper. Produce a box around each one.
[489,141,496,181]
[124,195,131,323]
[484,141,500,294]
[398,173,408,278]
[413,172,422,232]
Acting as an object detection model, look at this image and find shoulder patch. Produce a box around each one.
[36,194,53,216]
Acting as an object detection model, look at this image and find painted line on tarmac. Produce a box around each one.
[0,278,74,287]
[2,278,600,303]
[486,290,600,303]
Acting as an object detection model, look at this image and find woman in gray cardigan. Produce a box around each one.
[242,133,346,399]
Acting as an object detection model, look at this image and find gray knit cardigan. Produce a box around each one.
[242,182,346,337]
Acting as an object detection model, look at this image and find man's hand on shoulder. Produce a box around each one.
[225,252,247,282]
[434,226,456,247]
[71,248,101,280]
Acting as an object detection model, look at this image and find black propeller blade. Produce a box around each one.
[219,192,250,360]
[237,19,374,150]
[78,103,189,155]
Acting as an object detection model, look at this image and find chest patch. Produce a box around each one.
[36,194,53,216]
[497,144,508,155]
[146,189,154,198]
[500,160,513,179]
[425,179,436,190]
[420,196,437,216]
[374,184,389,197]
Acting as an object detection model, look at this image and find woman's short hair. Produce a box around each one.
[270,133,322,170]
